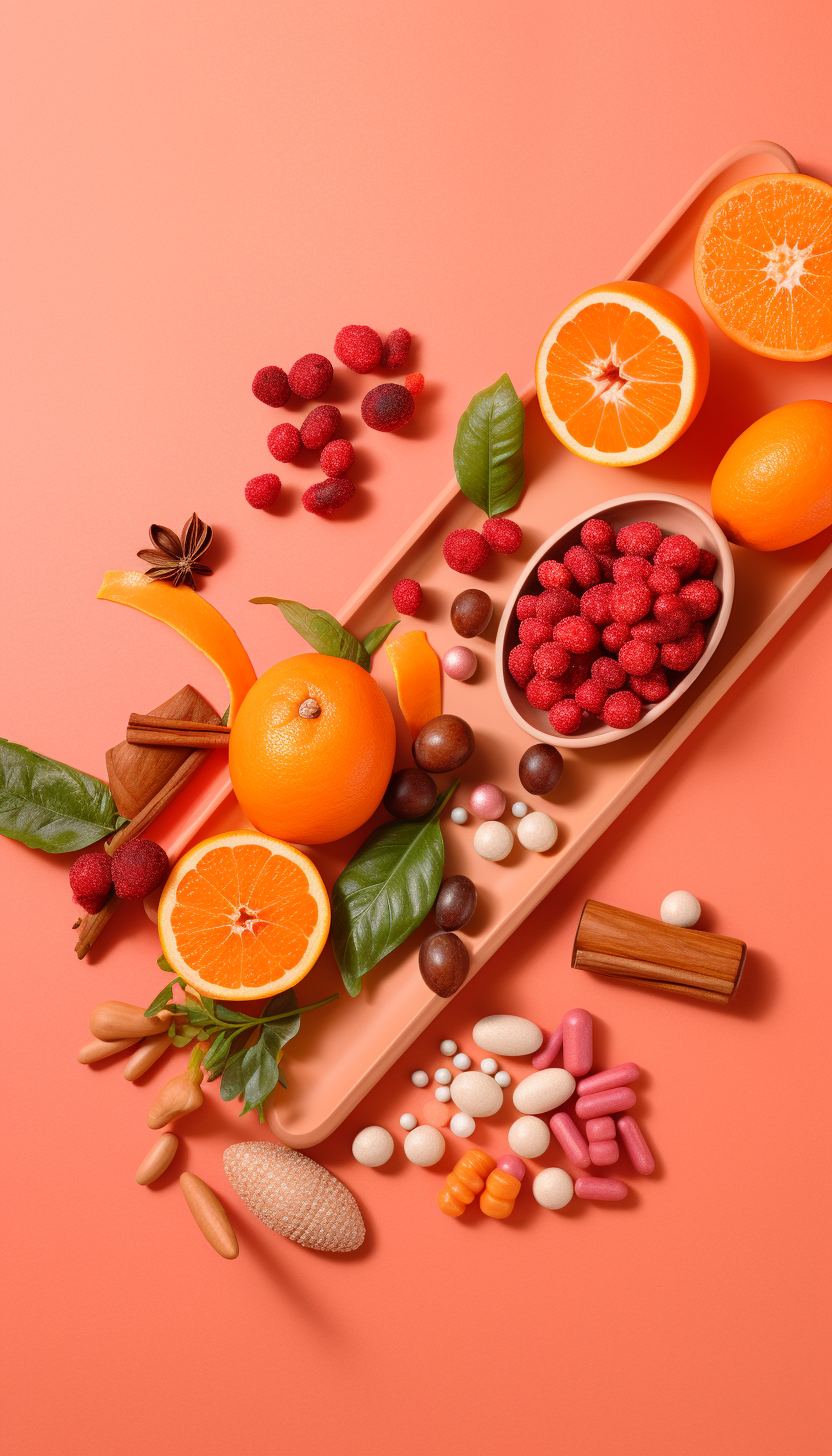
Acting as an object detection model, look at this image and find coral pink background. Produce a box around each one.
[2,4,831,1454]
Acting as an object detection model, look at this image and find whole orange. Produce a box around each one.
[229,654,396,844]
[711,400,832,551]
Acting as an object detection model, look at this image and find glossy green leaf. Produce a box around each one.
[220,1047,247,1102]
[251,598,371,670]
[145,983,176,1018]
[362,621,399,658]
[241,1037,282,1111]
[261,989,300,1055]
[453,373,525,517]
[0,739,125,853]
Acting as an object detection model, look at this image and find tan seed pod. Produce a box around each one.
[78,1034,142,1064]
[179,1172,238,1259]
[123,1034,172,1081]
[135,1133,179,1185]
[147,1067,204,1129]
[223,1142,365,1253]
[89,1001,173,1040]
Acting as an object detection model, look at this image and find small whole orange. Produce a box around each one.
[229,654,396,844]
[711,400,832,551]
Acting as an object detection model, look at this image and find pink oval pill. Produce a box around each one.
[562,1008,593,1077]
[585,1116,616,1142]
[532,1025,563,1070]
[575,1176,627,1201]
[617,1114,655,1175]
[575,1086,636,1120]
[497,1154,526,1181]
[549,1111,590,1169]
[589,1138,619,1166]
[576,1062,640,1097]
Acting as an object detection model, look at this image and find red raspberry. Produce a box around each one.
[533,641,570,680]
[591,657,626,690]
[537,587,580,625]
[526,675,566,711]
[575,679,608,716]
[548,698,583,734]
[628,668,670,702]
[616,521,662,557]
[252,365,290,408]
[508,644,536,687]
[319,438,354,477]
[630,618,664,643]
[538,559,573,590]
[267,422,301,462]
[580,518,616,554]
[300,404,341,450]
[382,328,411,370]
[443,528,489,574]
[613,555,652,584]
[405,372,424,396]
[561,659,593,690]
[302,478,355,516]
[111,839,169,900]
[679,579,721,621]
[647,565,681,595]
[392,579,422,615]
[653,592,687,623]
[602,690,642,729]
[593,552,618,581]
[245,473,282,509]
[611,582,653,624]
[654,533,701,578]
[361,382,415,432]
[601,621,631,653]
[288,353,333,399]
[555,616,600,654]
[661,628,705,672]
[697,549,717,579]
[653,599,694,641]
[334,325,383,373]
[563,544,601,589]
[518,618,551,649]
[619,638,659,675]
[516,594,539,621]
[580,582,616,626]
[69,851,113,914]
[481,517,522,554]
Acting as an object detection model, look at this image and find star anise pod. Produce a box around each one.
[137,513,214,588]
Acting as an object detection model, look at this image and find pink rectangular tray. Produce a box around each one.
[156,140,832,1146]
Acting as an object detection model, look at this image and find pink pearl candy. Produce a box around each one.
[576,1062,639,1096]
[585,1116,615,1142]
[497,1154,526,1181]
[532,1025,563,1069]
[562,1008,593,1077]
[549,1111,590,1169]
[442,645,477,681]
[575,1086,636,1120]
[468,782,506,820]
[589,1139,619,1166]
[618,1115,655,1174]
[575,1176,627,1201]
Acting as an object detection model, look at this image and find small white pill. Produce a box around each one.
[440,1039,458,1056]
[449,1112,476,1137]
[435,1085,451,1102]
[517,810,558,852]
[352,1126,394,1167]
[480,1058,499,1075]
[451,807,468,825]
[404,1125,445,1166]
[512,801,528,818]
[660,890,701,927]
[399,1113,418,1131]
[533,1166,574,1210]
[434,1067,452,1085]
[411,1070,429,1087]
[495,1070,511,1088]
[473,821,514,862]
[452,1052,471,1070]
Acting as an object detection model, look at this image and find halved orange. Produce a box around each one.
[158,831,330,1000]
[536,281,710,466]
[694,173,832,362]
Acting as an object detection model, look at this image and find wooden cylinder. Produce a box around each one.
[572,899,746,1004]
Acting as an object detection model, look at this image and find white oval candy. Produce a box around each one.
[508,1115,550,1158]
[660,890,701,927]
[449,1112,475,1137]
[440,1039,457,1056]
[517,811,558,852]
[512,1068,575,1115]
[472,1015,543,1057]
[352,1126,394,1167]
[403,1125,445,1166]
[399,1113,417,1131]
[533,1167,574,1209]
[450,1070,503,1118]
[473,821,513,862]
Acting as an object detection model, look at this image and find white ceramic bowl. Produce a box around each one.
[496,493,734,748]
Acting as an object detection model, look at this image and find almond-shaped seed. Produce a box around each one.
[179,1172,239,1259]
[78,1034,143,1064]
[123,1034,172,1081]
[135,1133,179,1185]
[89,1001,173,1040]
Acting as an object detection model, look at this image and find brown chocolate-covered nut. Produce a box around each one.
[519,743,564,795]
[383,768,437,820]
[412,715,475,773]
[434,875,478,931]
[450,589,493,638]
[418,932,469,997]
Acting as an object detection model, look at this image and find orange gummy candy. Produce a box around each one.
[437,1148,496,1217]
[480,1167,522,1219]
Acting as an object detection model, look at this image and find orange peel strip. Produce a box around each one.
[385,630,442,739]
[98,572,257,723]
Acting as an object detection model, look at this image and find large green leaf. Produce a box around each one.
[251,598,371,669]
[0,739,126,853]
[453,373,525,517]
[331,781,458,996]
[261,988,300,1054]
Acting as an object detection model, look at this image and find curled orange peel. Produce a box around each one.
[384,630,441,739]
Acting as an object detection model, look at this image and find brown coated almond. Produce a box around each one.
[179,1172,239,1259]
[123,1034,172,1081]
[135,1133,179,1185]
[89,1000,173,1040]
[78,1035,143,1064]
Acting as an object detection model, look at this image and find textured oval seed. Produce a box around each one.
[135,1133,179,1185]
[179,1172,239,1258]
[123,1034,172,1081]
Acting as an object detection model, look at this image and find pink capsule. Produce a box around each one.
[575,1086,636,1120]
[589,1138,619,1166]
[562,1008,593,1077]
[585,1116,615,1142]
[549,1111,591,1169]
[497,1154,526,1181]
[575,1176,627,1201]
[532,1025,563,1070]
[617,1115,655,1175]
[576,1062,639,1097]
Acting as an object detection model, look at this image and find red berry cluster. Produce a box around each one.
[507,516,720,734]
[69,839,170,914]
[442,517,524,574]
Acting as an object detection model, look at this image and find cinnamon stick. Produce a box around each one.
[126,715,230,749]
[128,714,231,735]
[572,899,745,1003]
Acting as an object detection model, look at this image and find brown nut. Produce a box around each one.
[179,1172,239,1259]
[89,1000,173,1040]
[383,768,437,820]
[518,743,564,795]
[434,875,478,931]
[418,932,469,998]
[450,589,493,638]
[412,715,475,773]
[135,1133,179,1186]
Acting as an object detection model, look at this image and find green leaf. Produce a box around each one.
[220,1047,248,1102]
[202,1031,231,1075]
[251,599,371,670]
[331,780,458,996]
[261,989,300,1057]
[220,705,230,727]
[145,983,176,1018]
[362,621,399,658]
[0,739,124,853]
[214,1004,253,1025]
[241,1037,282,1111]
[172,1025,200,1047]
[453,373,525,517]
[156,955,179,978]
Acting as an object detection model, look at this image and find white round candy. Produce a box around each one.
[512,801,528,818]
[399,1113,418,1131]
[480,1058,499,1075]
[434,1067,452,1085]
[450,1069,504,1118]
[517,810,558,852]
[473,821,514,862]
[494,1070,511,1088]
[351,1126,394,1167]
[473,1015,543,1057]
[450,807,468,825]
[513,1068,575,1115]
[660,890,701,927]
[449,1112,476,1138]
[508,1114,550,1158]
[533,1167,574,1210]
[435,1085,451,1102]
[411,1070,429,1087]
[440,1039,457,1056]
[452,1052,471,1070]
[404,1125,445,1166]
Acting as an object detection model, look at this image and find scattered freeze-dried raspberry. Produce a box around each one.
[611,581,653,624]
[69,851,113,914]
[592,656,626,690]
[361,382,415,431]
[300,404,341,450]
[616,521,662,557]
[679,579,720,621]
[443,528,489,573]
[619,638,659,675]
[245,473,282,509]
[267,422,302,462]
[537,587,580,625]
[334,325,383,374]
[593,552,618,581]
[613,555,652,584]
[563,544,601,589]
[628,668,670,702]
[555,616,600,654]
[382,328,411,370]
[516,594,539,621]
[661,628,706,672]
[549,698,583,734]
[580,582,616,626]
[538,559,574,590]
[602,621,631,653]
[319,438,354,477]
[482,517,522,554]
[302,478,355,516]
[518,618,551,649]
[111,839,169,899]
[252,365,290,408]
[508,644,536,687]
[533,641,570,680]
[392,579,422,615]
[654,533,701,578]
[526,675,566,711]
[288,353,333,399]
[602,690,642,729]
[697,549,717,579]
[575,679,608,716]
[405,372,424,396]
[580,518,616,554]
[647,565,681,595]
